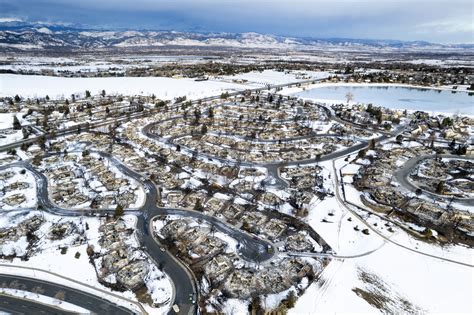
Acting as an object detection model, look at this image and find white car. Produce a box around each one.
[172,304,180,313]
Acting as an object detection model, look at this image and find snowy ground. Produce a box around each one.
[0,113,33,146]
[294,199,473,313]
[292,241,472,314]
[290,158,473,314]
[0,74,244,100]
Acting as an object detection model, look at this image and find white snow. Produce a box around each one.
[221,298,249,315]
[0,74,244,100]
[292,241,473,314]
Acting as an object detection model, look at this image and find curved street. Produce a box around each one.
[394,154,474,206]
[0,294,75,314]
[0,274,133,314]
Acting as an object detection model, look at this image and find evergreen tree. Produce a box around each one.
[114,204,124,218]
[436,181,445,194]
[193,200,204,211]
[12,115,21,130]
[201,124,208,134]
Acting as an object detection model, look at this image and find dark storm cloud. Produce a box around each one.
[1,0,472,43]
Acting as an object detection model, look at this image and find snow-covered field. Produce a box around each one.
[292,241,473,314]
[0,70,333,100]
[0,74,244,100]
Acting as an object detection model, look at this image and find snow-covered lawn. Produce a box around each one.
[0,113,33,147]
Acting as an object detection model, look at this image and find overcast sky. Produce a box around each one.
[1,0,473,43]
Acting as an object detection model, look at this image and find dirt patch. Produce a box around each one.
[352,268,424,314]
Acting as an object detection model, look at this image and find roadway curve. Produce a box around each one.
[332,160,474,268]
[0,294,74,314]
[0,274,133,314]
[394,154,474,206]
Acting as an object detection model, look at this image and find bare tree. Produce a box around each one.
[345,91,354,104]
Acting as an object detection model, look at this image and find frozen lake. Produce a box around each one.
[294,85,474,115]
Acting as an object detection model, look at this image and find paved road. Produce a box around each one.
[394,154,474,206]
[0,294,75,314]
[136,216,196,315]
[0,275,132,314]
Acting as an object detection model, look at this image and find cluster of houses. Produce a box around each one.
[161,190,302,245]
[410,158,474,199]
[15,93,151,133]
[175,134,354,163]
[281,165,324,191]
[120,119,240,190]
[43,162,91,208]
[156,216,316,300]
[160,218,227,264]
[332,103,403,131]
[0,169,32,208]
[408,112,472,143]
[354,146,474,245]
[40,153,139,209]
[222,258,313,299]
[328,67,473,88]
[96,219,149,291]
[0,215,44,257]
[157,115,313,141]
[79,154,139,208]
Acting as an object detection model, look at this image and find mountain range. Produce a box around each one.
[1,21,472,52]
